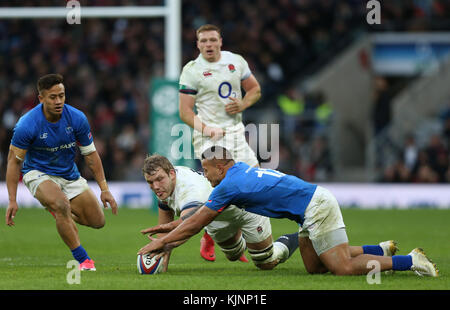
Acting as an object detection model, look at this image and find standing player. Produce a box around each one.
[179,24,261,260]
[139,146,439,277]
[5,74,118,271]
[139,154,298,272]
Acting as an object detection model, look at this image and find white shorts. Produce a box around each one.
[205,205,272,244]
[298,186,347,255]
[192,122,259,167]
[22,170,89,200]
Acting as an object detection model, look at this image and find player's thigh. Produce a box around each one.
[298,236,328,274]
[34,179,70,213]
[318,242,353,275]
[239,212,272,244]
[309,227,351,275]
[224,130,258,167]
[70,188,104,227]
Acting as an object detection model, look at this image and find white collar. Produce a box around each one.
[197,51,232,65]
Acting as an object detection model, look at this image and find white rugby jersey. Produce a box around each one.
[179,51,252,128]
[158,166,212,216]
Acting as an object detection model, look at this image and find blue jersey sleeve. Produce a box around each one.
[73,110,93,147]
[11,116,35,150]
[204,180,237,213]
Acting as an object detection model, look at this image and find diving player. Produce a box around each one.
[139,146,438,277]
[139,154,298,271]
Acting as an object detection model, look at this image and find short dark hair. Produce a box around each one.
[196,24,221,39]
[37,74,64,94]
[201,146,234,164]
[142,154,175,176]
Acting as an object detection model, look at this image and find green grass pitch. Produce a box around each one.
[0,207,448,290]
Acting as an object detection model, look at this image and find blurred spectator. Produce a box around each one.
[383,131,449,183]
[0,0,449,183]
[277,87,304,138]
[372,77,392,135]
[313,91,333,134]
[403,134,419,171]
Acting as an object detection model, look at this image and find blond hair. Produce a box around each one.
[142,154,174,176]
[196,24,221,39]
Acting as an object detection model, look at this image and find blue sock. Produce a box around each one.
[362,245,384,256]
[392,255,413,271]
[71,245,90,264]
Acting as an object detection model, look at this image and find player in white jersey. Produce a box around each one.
[139,154,299,272]
[179,24,262,260]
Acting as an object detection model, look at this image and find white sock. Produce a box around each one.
[273,241,289,264]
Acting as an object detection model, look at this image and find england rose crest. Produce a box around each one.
[228,64,236,72]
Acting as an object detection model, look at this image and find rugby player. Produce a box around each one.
[5,74,118,271]
[139,146,438,277]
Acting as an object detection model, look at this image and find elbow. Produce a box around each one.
[255,88,262,101]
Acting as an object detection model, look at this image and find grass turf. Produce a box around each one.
[0,207,448,290]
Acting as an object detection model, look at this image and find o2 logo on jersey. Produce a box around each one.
[218,82,232,99]
[218,82,237,99]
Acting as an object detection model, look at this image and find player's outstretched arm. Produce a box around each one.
[140,218,182,236]
[5,145,26,226]
[83,151,118,215]
[138,206,218,255]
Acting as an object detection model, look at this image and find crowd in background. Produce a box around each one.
[380,104,450,183]
[0,0,449,183]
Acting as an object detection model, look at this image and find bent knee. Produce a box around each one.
[305,265,328,274]
[88,216,105,229]
[329,264,354,276]
[255,261,278,270]
[48,198,71,215]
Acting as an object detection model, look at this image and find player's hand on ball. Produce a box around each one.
[225,97,244,115]
[138,238,165,255]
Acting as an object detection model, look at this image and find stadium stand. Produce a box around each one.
[0,0,449,182]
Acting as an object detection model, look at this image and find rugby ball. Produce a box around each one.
[137,253,164,275]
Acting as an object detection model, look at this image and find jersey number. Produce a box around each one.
[253,168,285,178]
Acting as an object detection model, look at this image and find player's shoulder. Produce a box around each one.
[229,162,251,175]
[64,103,85,116]
[64,104,89,122]
[175,166,206,184]
[15,104,42,128]
[222,51,246,63]
[181,59,198,71]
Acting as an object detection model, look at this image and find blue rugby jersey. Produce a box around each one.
[11,103,93,180]
[204,162,317,224]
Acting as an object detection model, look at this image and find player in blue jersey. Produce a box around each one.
[5,74,118,271]
[138,146,439,277]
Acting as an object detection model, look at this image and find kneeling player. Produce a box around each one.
[139,154,298,272]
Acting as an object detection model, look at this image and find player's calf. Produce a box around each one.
[249,233,298,270]
[219,235,246,261]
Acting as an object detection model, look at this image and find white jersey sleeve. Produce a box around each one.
[179,61,199,96]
